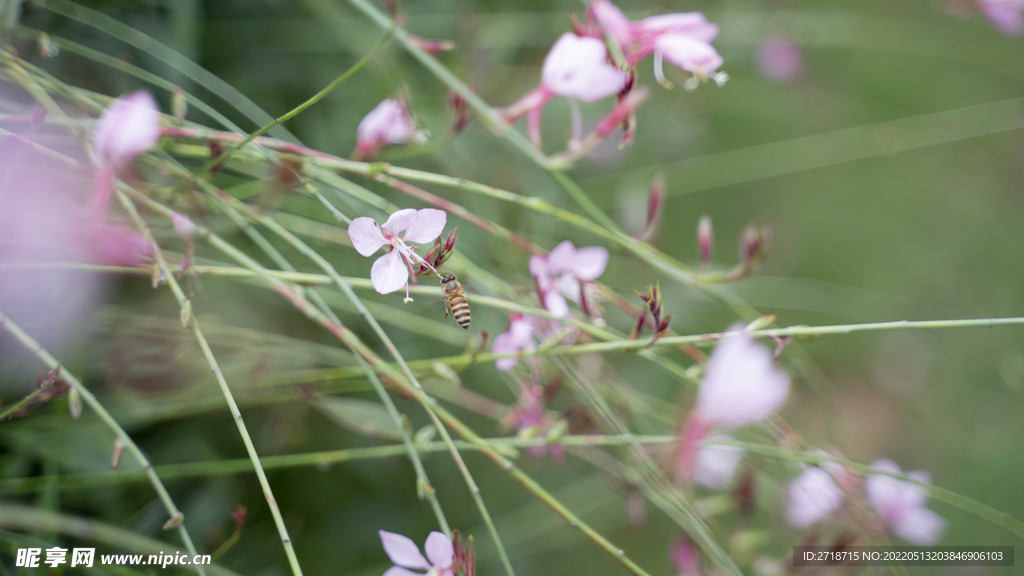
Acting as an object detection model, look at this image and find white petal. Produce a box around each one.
[544,291,570,318]
[786,467,844,529]
[382,209,419,235]
[590,0,635,48]
[866,460,931,526]
[694,434,745,490]
[696,327,790,427]
[403,209,447,244]
[892,507,946,545]
[383,567,423,576]
[638,13,718,43]
[94,90,161,166]
[379,531,430,570]
[655,34,723,73]
[569,246,608,280]
[371,250,410,294]
[347,217,389,256]
[424,532,453,569]
[546,241,578,274]
[542,34,628,102]
[357,99,413,148]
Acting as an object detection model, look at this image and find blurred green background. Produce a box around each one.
[2,0,1023,574]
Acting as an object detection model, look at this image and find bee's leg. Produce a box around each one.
[443,296,451,322]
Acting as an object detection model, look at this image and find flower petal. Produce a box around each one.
[403,209,447,244]
[424,532,454,569]
[546,240,578,274]
[590,0,635,48]
[696,325,790,427]
[94,91,161,167]
[568,246,608,280]
[982,2,1024,36]
[892,506,946,545]
[544,290,570,318]
[694,434,745,490]
[382,209,419,235]
[786,467,844,529]
[542,34,628,102]
[357,99,414,153]
[348,217,389,257]
[371,250,410,295]
[638,13,718,43]
[383,567,423,576]
[379,531,430,570]
[655,34,723,73]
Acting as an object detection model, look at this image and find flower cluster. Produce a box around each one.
[629,283,671,342]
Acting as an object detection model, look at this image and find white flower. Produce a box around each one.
[786,466,845,529]
[866,459,946,545]
[379,530,454,576]
[348,209,447,296]
[694,433,745,490]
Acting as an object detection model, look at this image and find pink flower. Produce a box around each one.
[355,99,418,158]
[92,91,160,220]
[588,1,724,85]
[90,223,153,267]
[379,530,454,576]
[786,466,844,529]
[171,212,196,239]
[492,314,537,371]
[500,33,628,147]
[675,325,790,483]
[978,0,1024,35]
[94,91,161,168]
[528,240,608,318]
[695,327,790,427]
[694,433,745,490]
[866,459,946,545]
[757,35,804,82]
[669,535,700,576]
[347,209,447,297]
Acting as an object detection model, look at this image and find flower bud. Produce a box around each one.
[465,535,476,576]
[451,530,465,574]
[670,535,700,576]
[68,386,81,420]
[408,34,455,55]
[448,92,473,135]
[111,438,124,469]
[740,225,773,271]
[232,505,247,533]
[162,511,185,531]
[172,86,188,124]
[171,212,196,239]
[637,173,664,242]
[444,226,459,253]
[180,298,192,329]
[698,215,713,268]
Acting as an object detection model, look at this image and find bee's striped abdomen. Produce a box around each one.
[450,295,471,329]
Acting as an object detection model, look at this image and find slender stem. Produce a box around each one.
[0,382,50,421]
[0,309,206,575]
[113,189,304,576]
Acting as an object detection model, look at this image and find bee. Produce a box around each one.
[440,273,471,329]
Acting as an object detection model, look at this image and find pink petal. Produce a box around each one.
[866,460,931,526]
[379,531,430,570]
[542,34,628,102]
[383,567,423,576]
[371,250,410,294]
[982,2,1024,35]
[94,91,161,167]
[544,290,570,318]
[546,240,579,274]
[171,212,196,238]
[639,13,719,43]
[348,217,389,257]
[694,434,745,490]
[696,325,790,427]
[757,36,804,82]
[655,34,723,73]
[590,0,636,48]
[424,532,453,569]
[357,99,414,152]
[382,209,419,235]
[90,223,153,267]
[786,467,844,529]
[528,253,553,286]
[568,246,608,280]
[403,209,447,244]
[893,507,946,545]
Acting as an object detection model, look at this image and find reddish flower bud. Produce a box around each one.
[740,225,773,271]
[444,226,459,253]
[408,33,455,55]
[637,172,665,242]
[448,92,473,135]
[451,530,465,574]
[698,215,713,269]
[232,505,247,533]
[465,535,476,576]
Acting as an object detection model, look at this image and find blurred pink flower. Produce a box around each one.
[379,530,453,576]
[91,223,153,267]
[171,211,196,239]
[355,99,418,158]
[500,33,628,146]
[94,91,160,168]
[977,0,1024,35]
[676,326,790,483]
[528,240,608,318]
[92,91,161,220]
[669,535,700,576]
[786,466,844,529]
[757,36,804,82]
[588,1,723,84]
[347,209,446,297]
[866,459,946,545]
[694,433,745,490]
[492,314,537,371]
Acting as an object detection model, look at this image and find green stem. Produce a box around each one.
[114,188,305,576]
[0,309,206,575]
[0,382,49,421]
